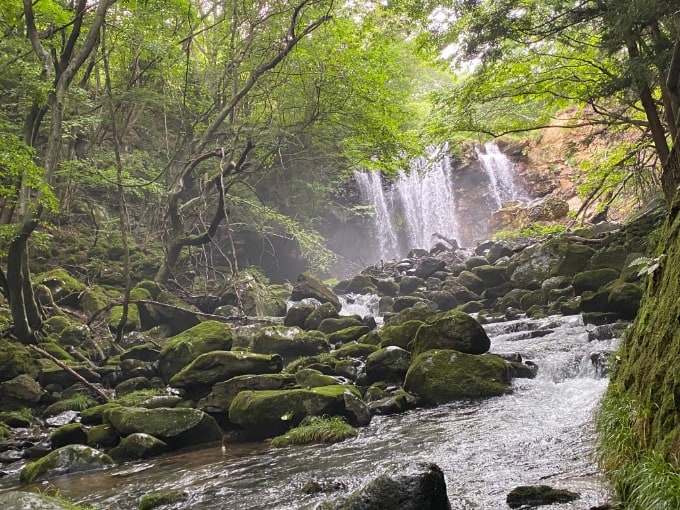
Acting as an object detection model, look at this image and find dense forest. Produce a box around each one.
[1,1,680,508]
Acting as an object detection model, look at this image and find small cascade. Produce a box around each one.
[354,171,400,260]
[475,142,526,210]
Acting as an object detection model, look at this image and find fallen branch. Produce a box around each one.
[28,344,110,402]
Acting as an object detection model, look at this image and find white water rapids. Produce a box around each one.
[14,312,619,509]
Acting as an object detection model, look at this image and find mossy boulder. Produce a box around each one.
[0,411,32,428]
[250,327,329,360]
[455,271,486,295]
[295,368,342,388]
[169,351,283,397]
[270,416,357,447]
[334,274,377,295]
[414,257,447,279]
[375,278,399,297]
[471,265,508,288]
[159,320,233,381]
[364,347,411,384]
[38,362,101,388]
[34,269,86,307]
[383,303,438,326]
[109,433,168,462]
[50,423,87,448]
[426,290,459,312]
[378,320,423,350]
[228,385,361,439]
[20,444,113,483]
[0,339,40,383]
[139,489,188,510]
[103,407,223,448]
[411,310,490,357]
[108,304,142,332]
[81,402,122,425]
[572,268,620,294]
[333,342,379,359]
[304,302,341,330]
[398,276,425,294]
[327,326,371,345]
[404,350,511,404]
[0,490,80,509]
[136,290,201,335]
[0,374,45,409]
[87,424,120,448]
[290,272,341,311]
[78,285,112,318]
[284,303,316,328]
[607,282,644,320]
[318,317,364,334]
[197,373,296,414]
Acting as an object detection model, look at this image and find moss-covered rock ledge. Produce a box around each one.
[598,192,680,508]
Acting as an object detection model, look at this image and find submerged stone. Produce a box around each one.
[20,444,113,483]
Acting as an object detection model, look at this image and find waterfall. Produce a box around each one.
[354,143,525,262]
[475,142,525,210]
[354,150,459,262]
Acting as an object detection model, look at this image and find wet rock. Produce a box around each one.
[296,368,342,388]
[228,385,361,440]
[115,376,154,395]
[0,340,41,383]
[86,424,119,448]
[50,423,87,448]
[109,432,167,462]
[302,479,347,495]
[427,290,458,312]
[375,279,399,297]
[404,350,511,404]
[328,326,371,346]
[573,268,619,293]
[411,310,490,356]
[0,490,77,509]
[607,282,643,320]
[378,320,423,350]
[20,444,114,483]
[333,275,377,295]
[169,351,283,398]
[139,489,188,510]
[414,258,446,279]
[304,302,341,330]
[0,374,45,409]
[471,264,507,288]
[384,303,438,326]
[284,302,317,327]
[398,276,425,295]
[368,390,420,415]
[103,407,223,448]
[198,373,296,414]
[343,390,372,426]
[333,342,379,359]
[251,327,329,360]
[317,462,451,510]
[158,320,233,381]
[364,347,411,384]
[456,270,486,295]
[291,272,341,311]
[506,485,579,508]
[319,317,364,334]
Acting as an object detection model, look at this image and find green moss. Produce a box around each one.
[0,410,32,428]
[38,341,75,361]
[20,445,114,483]
[113,389,165,407]
[133,280,163,299]
[0,423,9,440]
[378,320,423,350]
[108,304,141,332]
[43,394,98,417]
[0,339,40,382]
[270,416,356,447]
[138,489,187,510]
[333,342,379,359]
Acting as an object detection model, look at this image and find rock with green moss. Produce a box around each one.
[404,350,511,404]
[284,303,316,328]
[383,303,438,327]
[38,341,75,361]
[39,362,101,389]
[81,402,122,425]
[0,374,45,410]
[136,290,201,335]
[455,271,486,295]
[327,326,371,345]
[471,264,508,288]
[333,342,379,359]
[303,302,341,330]
[291,272,342,311]
[50,423,87,448]
[108,304,142,332]
[572,268,620,294]
[0,339,40,383]
[411,310,490,357]
[250,327,329,360]
[375,320,421,351]
[20,444,114,483]
[0,410,32,428]
[270,416,357,447]
[87,424,120,448]
[318,317,364,335]
[168,351,283,398]
[228,385,361,440]
[34,269,86,307]
[295,368,341,388]
[78,285,112,319]
[364,347,411,384]
[0,490,81,509]
[109,432,168,462]
[104,407,223,448]
[607,282,643,320]
[159,321,233,381]
[138,489,187,510]
[197,373,296,414]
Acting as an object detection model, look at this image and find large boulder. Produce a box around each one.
[318,317,364,334]
[103,407,223,448]
[414,258,446,279]
[291,272,341,311]
[304,302,341,330]
[159,320,233,381]
[318,462,451,510]
[404,350,511,404]
[0,374,45,410]
[250,327,330,360]
[108,433,168,462]
[378,320,423,350]
[455,271,485,295]
[572,268,619,294]
[364,347,411,384]
[197,373,296,413]
[20,444,113,483]
[0,340,40,383]
[228,385,361,439]
[411,310,490,357]
[607,282,644,320]
[471,264,508,288]
[168,351,283,397]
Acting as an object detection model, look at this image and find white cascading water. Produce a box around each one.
[354,148,460,262]
[475,142,526,210]
[355,142,525,262]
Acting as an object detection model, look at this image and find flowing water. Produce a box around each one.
[10,313,619,509]
[475,143,527,210]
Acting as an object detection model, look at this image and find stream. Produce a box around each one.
[7,313,620,509]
